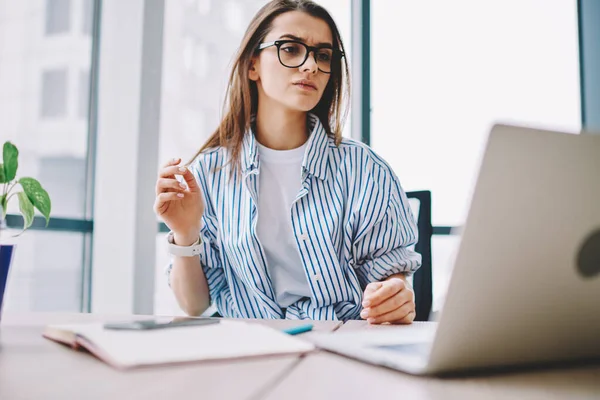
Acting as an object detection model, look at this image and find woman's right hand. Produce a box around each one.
[154,158,205,246]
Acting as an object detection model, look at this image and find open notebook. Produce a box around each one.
[43,319,315,370]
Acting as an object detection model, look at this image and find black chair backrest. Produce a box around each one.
[406,190,433,321]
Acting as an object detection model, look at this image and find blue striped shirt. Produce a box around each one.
[167,113,421,320]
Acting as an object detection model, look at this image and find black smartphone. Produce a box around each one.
[103,317,219,331]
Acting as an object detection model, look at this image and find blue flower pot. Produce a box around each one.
[0,244,15,323]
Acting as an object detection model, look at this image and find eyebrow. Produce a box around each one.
[278,34,333,48]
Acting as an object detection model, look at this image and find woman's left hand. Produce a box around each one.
[360,276,416,324]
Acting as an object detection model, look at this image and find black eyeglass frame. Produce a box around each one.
[257,39,345,74]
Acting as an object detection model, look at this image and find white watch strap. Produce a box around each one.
[166,231,203,257]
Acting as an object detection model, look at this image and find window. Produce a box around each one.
[183,39,210,78]
[196,0,212,15]
[316,0,352,138]
[224,1,245,34]
[0,2,95,312]
[371,0,581,311]
[41,69,68,118]
[3,231,86,312]
[5,157,87,312]
[45,0,71,35]
[78,70,90,119]
[82,0,93,35]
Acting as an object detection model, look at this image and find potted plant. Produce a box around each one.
[0,141,51,322]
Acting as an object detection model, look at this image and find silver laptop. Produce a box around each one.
[311,124,600,375]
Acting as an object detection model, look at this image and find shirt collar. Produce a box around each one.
[241,125,259,174]
[301,113,330,181]
[241,113,331,181]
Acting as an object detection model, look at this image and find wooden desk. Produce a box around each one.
[0,313,340,400]
[1,314,599,400]
[265,321,600,400]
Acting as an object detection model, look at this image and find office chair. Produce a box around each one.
[405,190,433,321]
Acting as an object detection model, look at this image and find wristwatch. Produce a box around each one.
[166,231,203,257]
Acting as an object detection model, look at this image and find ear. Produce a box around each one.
[248,57,260,81]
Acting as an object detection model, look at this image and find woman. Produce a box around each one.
[154,0,421,323]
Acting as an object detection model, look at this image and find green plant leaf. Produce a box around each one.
[3,142,18,182]
[0,163,6,184]
[0,194,6,218]
[19,177,51,225]
[17,191,34,231]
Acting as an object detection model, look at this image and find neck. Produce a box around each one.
[254,102,309,150]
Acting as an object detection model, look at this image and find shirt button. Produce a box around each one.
[314,274,321,281]
[299,233,309,241]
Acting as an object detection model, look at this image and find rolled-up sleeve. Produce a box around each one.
[352,171,422,288]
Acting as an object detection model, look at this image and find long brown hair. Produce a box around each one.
[189,0,350,175]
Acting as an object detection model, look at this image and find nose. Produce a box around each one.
[301,50,318,74]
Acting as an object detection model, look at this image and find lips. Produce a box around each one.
[293,80,317,90]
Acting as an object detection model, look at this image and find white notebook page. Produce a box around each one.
[48,320,315,368]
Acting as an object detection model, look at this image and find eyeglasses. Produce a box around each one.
[257,40,344,74]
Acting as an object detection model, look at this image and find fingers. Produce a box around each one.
[362,278,405,308]
[162,157,181,168]
[361,288,413,320]
[157,191,185,202]
[363,282,383,299]
[159,165,187,178]
[178,166,200,192]
[367,301,416,325]
[395,309,417,324]
[156,178,187,195]
[158,159,200,193]
[154,191,185,213]
[159,158,182,179]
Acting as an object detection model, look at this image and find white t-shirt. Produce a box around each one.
[256,140,312,308]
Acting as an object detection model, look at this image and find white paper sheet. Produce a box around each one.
[47,320,315,368]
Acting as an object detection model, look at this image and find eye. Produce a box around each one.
[281,43,302,55]
[317,51,332,62]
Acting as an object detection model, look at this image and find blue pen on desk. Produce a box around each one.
[283,324,313,335]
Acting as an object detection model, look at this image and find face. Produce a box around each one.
[249,11,333,113]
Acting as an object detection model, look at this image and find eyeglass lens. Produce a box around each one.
[278,42,334,72]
